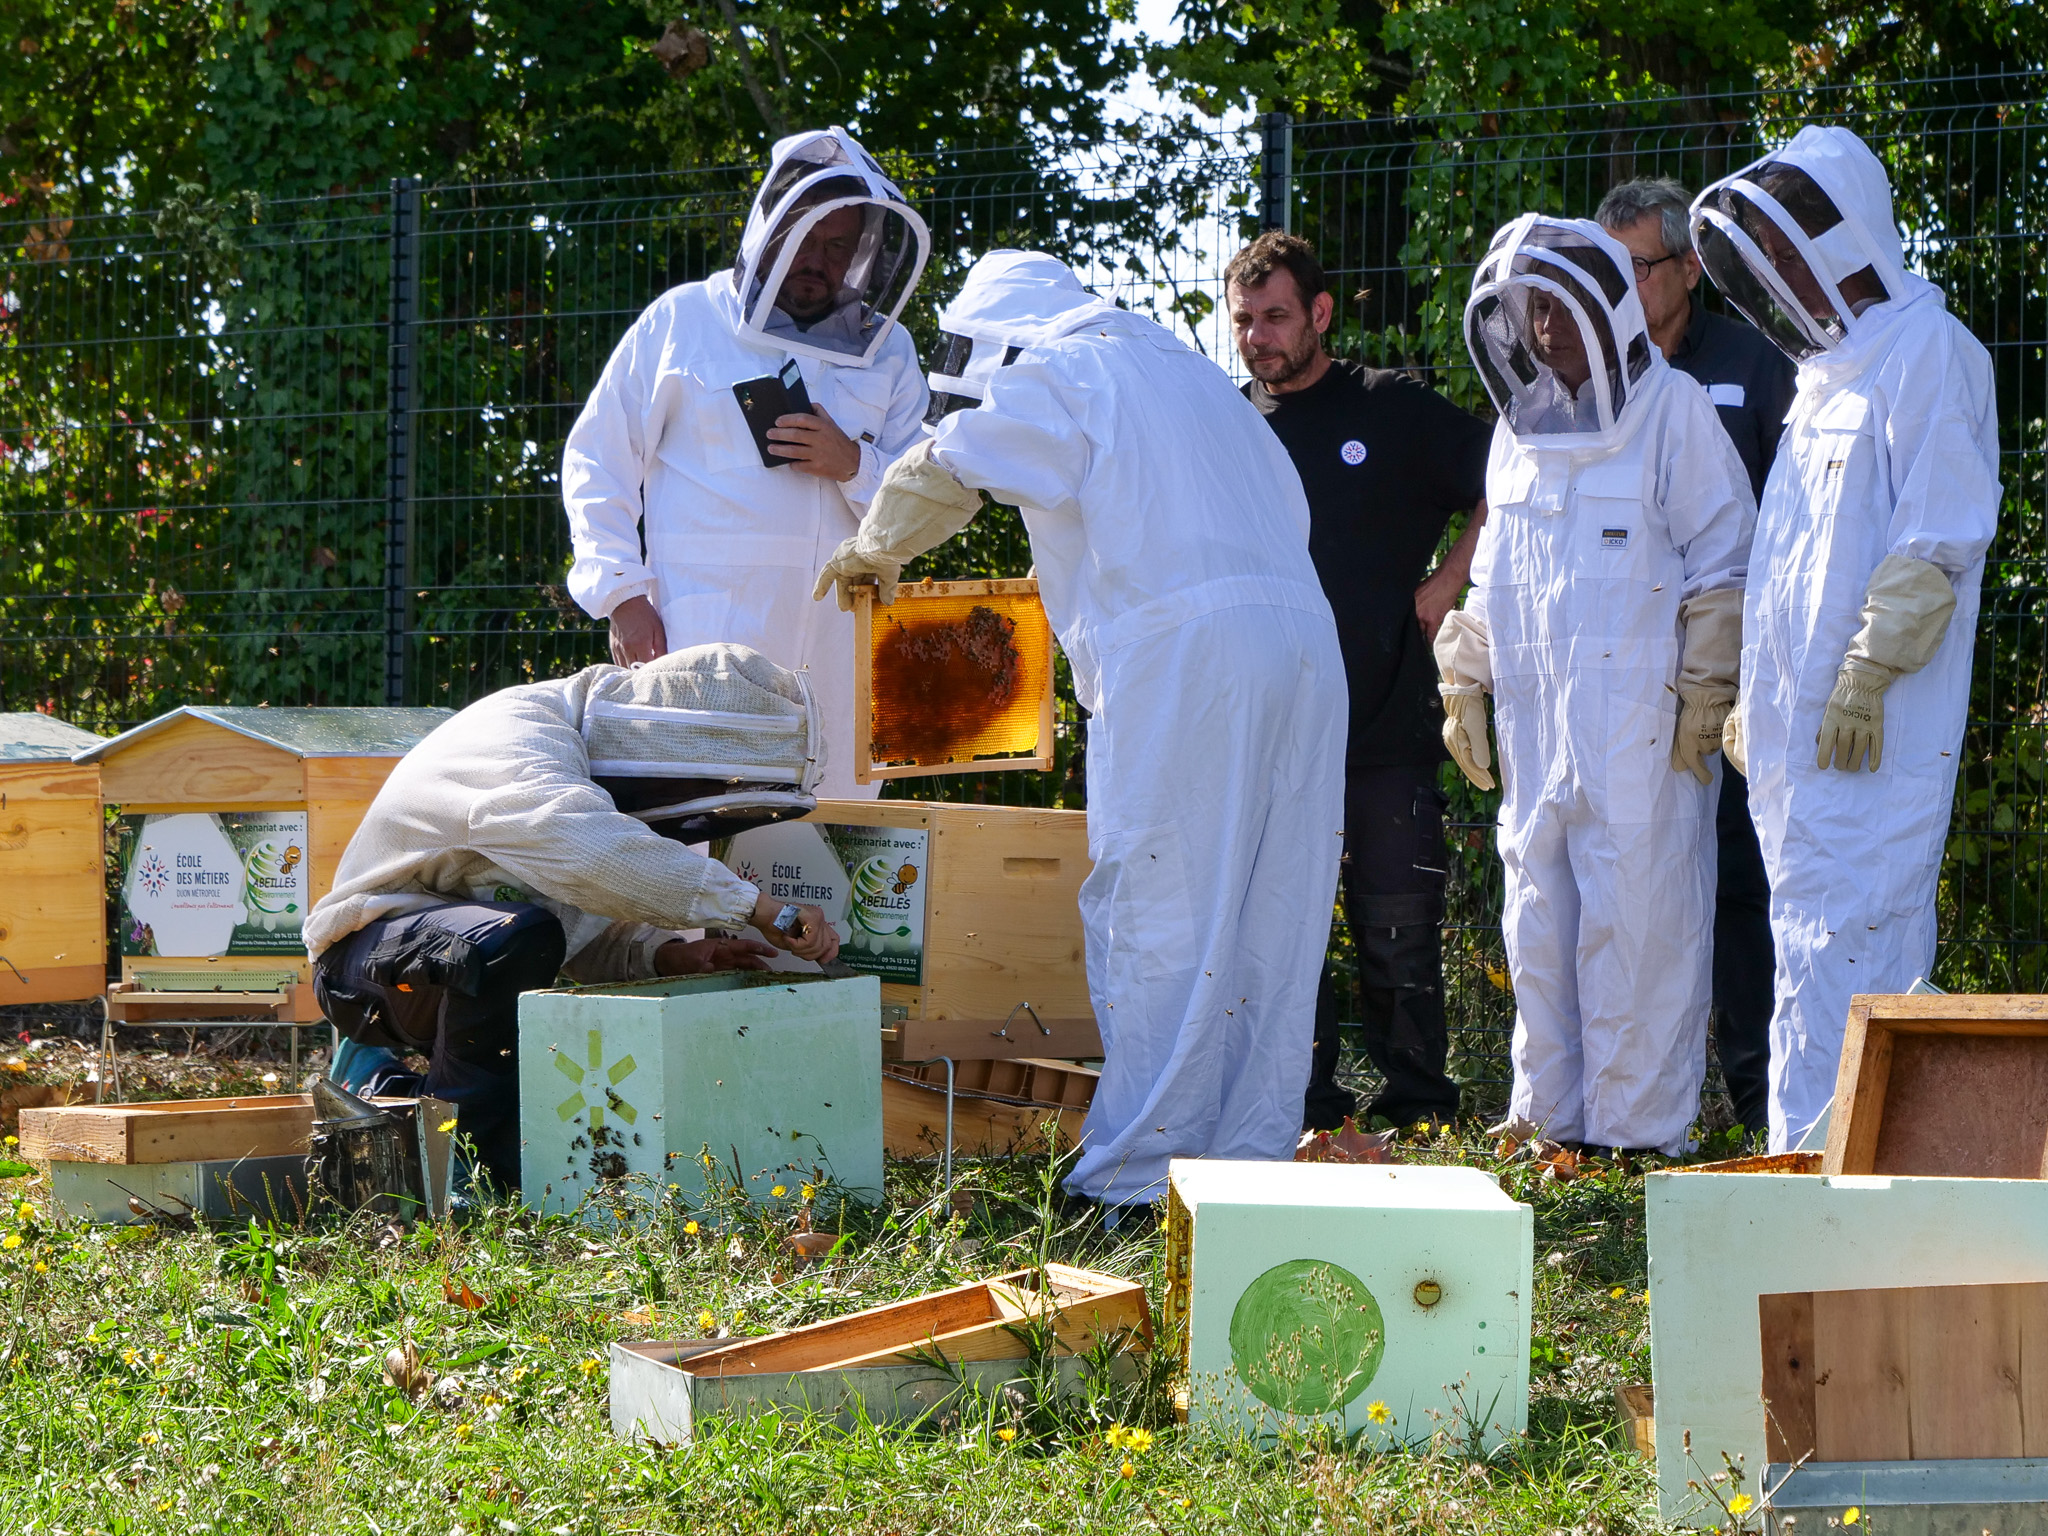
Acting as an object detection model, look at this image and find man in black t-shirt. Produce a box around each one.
[1597,178,1797,1140]
[1228,232,1492,1131]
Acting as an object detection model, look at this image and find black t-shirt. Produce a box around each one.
[1669,298,1797,504]
[1247,360,1492,769]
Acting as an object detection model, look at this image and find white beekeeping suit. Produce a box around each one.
[814,251,1347,1208]
[1438,216,1754,1154]
[561,127,931,798]
[1691,126,2000,1150]
[306,643,822,974]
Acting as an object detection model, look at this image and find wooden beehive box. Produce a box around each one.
[716,799,1098,1060]
[0,713,107,1005]
[73,706,451,1005]
[611,1263,1148,1444]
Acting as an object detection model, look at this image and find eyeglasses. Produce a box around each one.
[1631,252,1682,281]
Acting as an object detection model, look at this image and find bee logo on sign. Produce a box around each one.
[1340,440,1369,465]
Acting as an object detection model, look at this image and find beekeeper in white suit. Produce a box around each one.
[1691,126,2000,1150]
[561,127,930,798]
[1436,215,1754,1154]
[814,250,1346,1210]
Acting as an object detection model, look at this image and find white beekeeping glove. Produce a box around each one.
[1671,586,1743,785]
[1817,554,1957,772]
[1435,607,1495,792]
[811,439,983,612]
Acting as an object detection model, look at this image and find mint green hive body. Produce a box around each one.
[518,971,883,1217]
[1174,1160,1533,1448]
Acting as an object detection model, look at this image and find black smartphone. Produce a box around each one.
[731,359,815,468]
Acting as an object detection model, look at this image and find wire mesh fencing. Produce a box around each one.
[2,70,2041,1112]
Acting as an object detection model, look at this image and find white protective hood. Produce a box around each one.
[924,250,1120,421]
[1689,125,1938,365]
[732,126,930,367]
[1464,214,1660,450]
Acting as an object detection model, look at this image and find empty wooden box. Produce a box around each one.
[611,1263,1148,1444]
[1825,993,2048,1177]
[717,799,1098,1060]
[853,578,1056,784]
[73,705,451,1014]
[0,713,106,1005]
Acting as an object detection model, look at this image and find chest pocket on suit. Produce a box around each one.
[1570,458,1671,652]
[658,366,768,477]
[818,365,893,454]
[1798,390,1877,522]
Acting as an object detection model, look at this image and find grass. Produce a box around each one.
[0,1096,1700,1536]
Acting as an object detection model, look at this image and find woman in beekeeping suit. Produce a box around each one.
[813,250,1347,1213]
[562,127,930,798]
[1435,215,1755,1155]
[1690,127,2000,1151]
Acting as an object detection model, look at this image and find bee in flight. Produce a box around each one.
[890,862,919,895]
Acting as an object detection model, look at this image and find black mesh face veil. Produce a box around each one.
[923,331,1021,424]
[1463,214,1653,441]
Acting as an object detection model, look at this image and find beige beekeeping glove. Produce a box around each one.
[1723,697,1748,777]
[1817,554,1957,773]
[1434,607,1496,792]
[812,439,983,612]
[1671,586,1743,786]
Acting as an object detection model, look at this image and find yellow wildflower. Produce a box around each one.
[996,1426,1017,1443]
[437,1118,458,1133]
[1,1234,20,1251]
[32,1261,46,1274]
[15,1202,32,1221]
[1120,1426,1153,1452]
[1366,1400,1393,1426]
[454,1422,474,1439]
[698,1310,717,1333]
[1120,1461,1136,1479]
[771,1184,787,1198]
[684,1220,700,1235]
[1610,1287,1626,1299]
[2,1135,14,1146]
[121,1347,139,1366]
[577,1358,599,1377]
[1727,1493,1753,1516]
[1844,1509,1860,1526]
[139,1431,158,1445]
[801,1183,816,1201]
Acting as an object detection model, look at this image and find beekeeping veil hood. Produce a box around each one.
[1690,125,1934,364]
[924,250,1119,421]
[731,126,930,367]
[1464,214,1659,448]
[581,644,822,841]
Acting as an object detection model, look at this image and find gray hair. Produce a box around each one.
[1595,177,1693,258]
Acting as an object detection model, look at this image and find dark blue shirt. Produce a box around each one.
[1667,297,1798,503]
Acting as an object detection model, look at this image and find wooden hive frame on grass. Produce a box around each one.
[0,713,107,1005]
[74,705,451,1019]
[852,578,1056,784]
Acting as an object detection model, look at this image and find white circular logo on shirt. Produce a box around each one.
[1340,439,1368,465]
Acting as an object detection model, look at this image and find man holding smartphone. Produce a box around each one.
[563,127,931,796]
[1227,233,1492,1133]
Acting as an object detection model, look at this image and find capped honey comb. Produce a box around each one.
[854,578,1055,783]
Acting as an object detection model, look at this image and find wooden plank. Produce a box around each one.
[305,757,401,910]
[2017,1281,2048,1456]
[884,1015,1102,1062]
[1759,1291,1817,1465]
[922,803,1092,1022]
[683,1279,1008,1377]
[98,714,305,808]
[1871,1033,2048,1178]
[0,763,102,802]
[1859,994,2048,1024]
[881,1074,1086,1157]
[300,756,402,803]
[118,956,316,991]
[1906,1283,2023,1460]
[1617,1383,1656,1459]
[853,586,876,787]
[0,792,107,993]
[0,963,105,1006]
[1824,999,1894,1176]
[19,1093,315,1165]
[1812,1285,1913,1462]
[803,800,934,831]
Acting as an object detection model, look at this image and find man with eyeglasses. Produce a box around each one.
[1595,178,1794,1141]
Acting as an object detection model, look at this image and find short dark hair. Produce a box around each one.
[1225,232,1327,311]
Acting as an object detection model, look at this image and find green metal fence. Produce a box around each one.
[2,70,2040,1109]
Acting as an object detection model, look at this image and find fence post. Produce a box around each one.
[384,177,420,708]
[1260,111,1293,234]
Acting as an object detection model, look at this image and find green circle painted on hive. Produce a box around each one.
[1228,1259,1386,1415]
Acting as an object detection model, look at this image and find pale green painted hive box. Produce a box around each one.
[1167,1160,1532,1448]
[518,971,883,1217]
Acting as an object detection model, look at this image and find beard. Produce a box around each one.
[1245,328,1322,388]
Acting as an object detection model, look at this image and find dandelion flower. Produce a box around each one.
[1844,1508,1860,1526]
[32,1261,46,1274]
[1728,1493,1753,1516]
[437,1118,458,1133]
[698,1310,717,1333]
[122,1347,139,1366]
[2,1135,14,1146]
[16,1202,33,1222]
[578,1358,599,1377]
[1,1234,20,1251]
[1610,1286,1626,1299]
[139,1431,158,1445]
[1366,1400,1393,1426]
[996,1427,1017,1443]
[771,1184,787,1198]
[1121,1427,1153,1452]
[454,1422,474,1439]
[1178,1497,1193,1510]
[684,1219,700,1235]
[801,1183,816,1201]
[1106,1424,1128,1448]
[1120,1461,1136,1479]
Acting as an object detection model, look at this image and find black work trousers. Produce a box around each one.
[1712,764,1774,1134]
[1305,764,1461,1130]
[312,901,567,1192]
